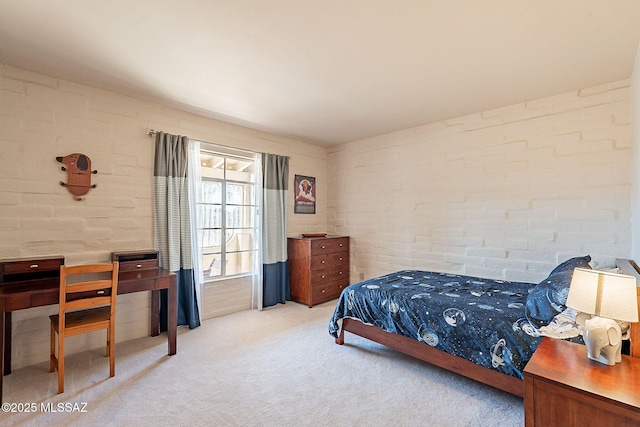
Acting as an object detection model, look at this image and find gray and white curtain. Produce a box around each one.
[153,132,201,329]
[261,153,290,307]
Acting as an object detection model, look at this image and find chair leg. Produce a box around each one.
[108,326,115,377]
[106,328,110,357]
[57,331,64,394]
[49,323,55,373]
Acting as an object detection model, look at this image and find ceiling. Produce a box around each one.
[1,1,640,146]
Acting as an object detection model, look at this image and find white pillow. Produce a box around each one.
[539,307,582,339]
[539,307,631,340]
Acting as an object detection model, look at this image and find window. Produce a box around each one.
[197,146,257,281]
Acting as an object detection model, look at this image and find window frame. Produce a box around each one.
[196,145,258,282]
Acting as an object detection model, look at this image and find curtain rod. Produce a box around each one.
[144,128,258,158]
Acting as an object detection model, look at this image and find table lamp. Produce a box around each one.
[565,268,638,365]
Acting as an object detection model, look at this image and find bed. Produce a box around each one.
[329,256,640,397]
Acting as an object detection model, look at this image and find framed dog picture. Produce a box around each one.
[294,175,316,214]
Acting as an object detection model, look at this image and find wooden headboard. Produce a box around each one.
[615,258,640,357]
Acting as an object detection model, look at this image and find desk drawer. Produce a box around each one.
[112,250,159,272]
[31,292,59,307]
[2,259,61,275]
[4,294,31,311]
[118,259,158,272]
[1,256,64,283]
[118,278,155,294]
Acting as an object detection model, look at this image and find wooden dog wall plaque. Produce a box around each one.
[56,153,97,200]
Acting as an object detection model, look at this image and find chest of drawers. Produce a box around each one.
[287,236,349,308]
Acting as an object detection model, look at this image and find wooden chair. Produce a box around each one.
[49,262,119,393]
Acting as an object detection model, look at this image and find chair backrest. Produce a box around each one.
[59,262,119,317]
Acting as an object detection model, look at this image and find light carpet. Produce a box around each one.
[2,301,523,426]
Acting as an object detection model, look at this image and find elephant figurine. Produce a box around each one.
[583,316,622,365]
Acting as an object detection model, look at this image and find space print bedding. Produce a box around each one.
[329,256,591,380]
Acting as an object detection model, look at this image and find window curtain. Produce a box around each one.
[153,132,201,330]
[261,153,290,308]
[252,153,264,310]
[187,140,203,319]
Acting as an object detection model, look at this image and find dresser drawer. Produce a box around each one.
[311,279,349,302]
[310,252,349,270]
[311,237,349,255]
[311,266,348,285]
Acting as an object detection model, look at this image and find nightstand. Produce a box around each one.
[524,338,640,426]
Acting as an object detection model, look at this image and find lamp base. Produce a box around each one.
[583,316,622,366]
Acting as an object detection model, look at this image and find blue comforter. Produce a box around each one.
[329,270,544,379]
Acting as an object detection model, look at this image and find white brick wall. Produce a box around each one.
[632,46,640,261]
[0,65,327,369]
[2,64,635,370]
[328,80,632,284]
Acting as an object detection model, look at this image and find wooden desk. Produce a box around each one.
[0,267,177,402]
[524,338,640,426]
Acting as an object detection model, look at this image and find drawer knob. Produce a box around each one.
[321,275,326,279]
[30,264,39,269]
[321,260,325,264]
[339,257,343,261]
[339,243,343,247]
[321,245,326,249]
[339,272,343,275]
[321,289,325,293]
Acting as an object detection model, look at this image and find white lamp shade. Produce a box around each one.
[566,268,639,323]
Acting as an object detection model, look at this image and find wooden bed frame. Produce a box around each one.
[335,258,640,398]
